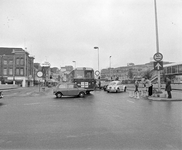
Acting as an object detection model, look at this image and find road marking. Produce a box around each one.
[23,103,40,105]
[127,100,135,103]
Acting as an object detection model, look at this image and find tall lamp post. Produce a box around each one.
[72,61,76,69]
[154,0,161,91]
[0,55,3,84]
[109,56,112,79]
[94,47,99,72]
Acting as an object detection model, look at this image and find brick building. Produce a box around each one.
[0,47,34,87]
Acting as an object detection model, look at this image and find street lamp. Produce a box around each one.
[154,0,161,91]
[94,47,99,71]
[72,61,76,69]
[12,50,15,85]
[109,56,112,79]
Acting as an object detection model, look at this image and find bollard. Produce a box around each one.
[129,91,134,98]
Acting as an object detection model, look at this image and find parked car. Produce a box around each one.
[53,83,87,98]
[0,91,3,99]
[106,80,127,93]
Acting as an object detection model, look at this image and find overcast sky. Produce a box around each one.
[1,0,182,70]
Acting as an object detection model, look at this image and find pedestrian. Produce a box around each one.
[145,78,153,96]
[165,78,172,98]
[134,79,139,99]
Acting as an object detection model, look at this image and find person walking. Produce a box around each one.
[134,80,139,99]
[165,78,172,98]
[145,78,153,96]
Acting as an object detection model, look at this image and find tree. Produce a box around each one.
[143,69,153,79]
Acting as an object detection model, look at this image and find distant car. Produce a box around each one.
[53,83,87,98]
[0,91,3,98]
[106,81,127,93]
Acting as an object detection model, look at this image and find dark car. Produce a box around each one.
[53,83,87,98]
[0,91,3,99]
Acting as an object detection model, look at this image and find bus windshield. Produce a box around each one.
[75,70,84,78]
[74,70,94,79]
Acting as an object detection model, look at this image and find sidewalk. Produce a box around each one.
[147,90,182,101]
[127,85,182,101]
[0,84,18,90]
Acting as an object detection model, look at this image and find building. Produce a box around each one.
[0,47,34,87]
[60,66,73,81]
[101,61,172,81]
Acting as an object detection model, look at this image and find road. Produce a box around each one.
[0,88,182,150]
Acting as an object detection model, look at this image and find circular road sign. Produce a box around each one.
[153,52,163,61]
[37,71,43,78]
[95,70,100,76]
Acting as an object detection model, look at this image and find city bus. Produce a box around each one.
[67,67,96,94]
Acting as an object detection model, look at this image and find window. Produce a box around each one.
[9,68,13,75]
[9,60,13,65]
[20,58,24,65]
[16,68,19,75]
[75,70,84,78]
[3,68,7,75]
[58,84,66,88]
[167,67,171,74]
[3,60,7,65]
[16,58,20,65]
[68,84,74,88]
[178,65,182,73]
[20,68,24,75]
[172,66,178,73]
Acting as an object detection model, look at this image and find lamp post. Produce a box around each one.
[94,47,99,72]
[72,61,76,69]
[109,56,111,79]
[0,55,3,84]
[154,0,161,91]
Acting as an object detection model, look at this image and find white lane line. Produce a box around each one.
[127,100,135,103]
[23,102,40,105]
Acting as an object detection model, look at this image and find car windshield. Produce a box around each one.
[109,81,117,85]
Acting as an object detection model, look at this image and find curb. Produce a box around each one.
[127,89,182,102]
[147,97,182,101]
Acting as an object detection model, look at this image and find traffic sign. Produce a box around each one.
[95,70,100,76]
[37,71,43,78]
[154,61,163,71]
[153,52,163,61]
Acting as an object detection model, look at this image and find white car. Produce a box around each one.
[106,81,127,93]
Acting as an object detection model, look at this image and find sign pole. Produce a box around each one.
[154,0,161,92]
[39,80,40,92]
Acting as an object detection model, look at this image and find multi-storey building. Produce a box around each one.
[0,47,34,87]
[101,61,172,81]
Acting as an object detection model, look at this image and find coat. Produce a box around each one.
[165,80,172,92]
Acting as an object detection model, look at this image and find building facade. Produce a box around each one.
[0,47,34,87]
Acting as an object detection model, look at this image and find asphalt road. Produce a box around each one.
[0,88,182,150]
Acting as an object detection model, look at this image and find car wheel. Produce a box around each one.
[79,92,85,98]
[56,92,62,98]
[116,88,120,93]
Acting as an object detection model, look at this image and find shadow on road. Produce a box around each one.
[0,102,5,106]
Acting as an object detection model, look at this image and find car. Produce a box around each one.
[106,80,127,93]
[53,83,87,98]
[0,91,3,98]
